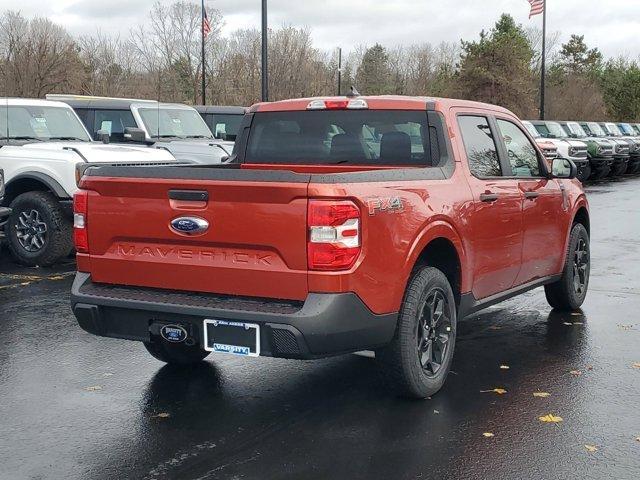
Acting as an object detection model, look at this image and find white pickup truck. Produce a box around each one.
[0,98,176,266]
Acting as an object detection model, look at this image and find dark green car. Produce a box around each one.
[558,121,615,180]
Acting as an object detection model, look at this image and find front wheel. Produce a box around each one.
[376,267,457,399]
[545,223,590,311]
[6,191,73,266]
[144,340,211,365]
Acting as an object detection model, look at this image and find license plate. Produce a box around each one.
[203,320,260,357]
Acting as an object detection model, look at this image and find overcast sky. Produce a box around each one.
[1,0,639,59]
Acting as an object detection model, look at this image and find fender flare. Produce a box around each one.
[402,218,470,293]
[5,172,69,200]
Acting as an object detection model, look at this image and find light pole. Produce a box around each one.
[261,0,268,102]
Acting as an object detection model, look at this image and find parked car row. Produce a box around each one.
[0,96,245,267]
[524,119,640,181]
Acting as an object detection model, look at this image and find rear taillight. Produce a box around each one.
[308,200,361,271]
[73,190,89,253]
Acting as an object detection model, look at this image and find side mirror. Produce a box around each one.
[96,130,110,144]
[123,127,147,143]
[550,158,577,179]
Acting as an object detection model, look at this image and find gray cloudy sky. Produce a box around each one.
[2,0,639,58]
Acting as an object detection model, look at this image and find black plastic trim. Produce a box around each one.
[459,274,562,318]
[5,173,69,200]
[71,273,398,359]
[168,190,209,201]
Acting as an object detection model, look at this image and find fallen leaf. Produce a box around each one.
[85,385,102,392]
[482,432,495,438]
[539,414,563,423]
[585,445,598,453]
[500,365,510,370]
[618,324,634,330]
[533,392,551,398]
[480,388,507,395]
[153,412,171,419]
[570,370,582,377]
[586,365,594,371]
[632,363,640,370]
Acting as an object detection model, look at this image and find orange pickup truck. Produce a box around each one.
[71,95,590,398]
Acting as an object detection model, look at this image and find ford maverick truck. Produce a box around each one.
[71,96,590,398]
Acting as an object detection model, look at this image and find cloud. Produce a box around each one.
[0,0,638,59]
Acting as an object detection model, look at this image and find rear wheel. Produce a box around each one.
[377,267,457,399]
[144,340,211,365]
[545,223,590,311]
[6,191,72,266]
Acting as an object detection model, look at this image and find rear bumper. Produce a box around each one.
[0,207,11,238]
[70,273,398,359]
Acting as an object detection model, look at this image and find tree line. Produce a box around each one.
[1,2,639,122]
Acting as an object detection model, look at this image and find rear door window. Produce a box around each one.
[93,109,137,142]
[245,110,433,166]
[458,116,502,177]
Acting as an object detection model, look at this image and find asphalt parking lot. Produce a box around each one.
[1,177,639,480]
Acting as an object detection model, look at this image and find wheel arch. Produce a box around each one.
[573,206,590,236]
[404,221,466,308]
[4,173,68,205]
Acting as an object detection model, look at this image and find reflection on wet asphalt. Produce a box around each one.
[1,178,639,480]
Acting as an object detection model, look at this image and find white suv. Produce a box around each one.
[0,98,176,266]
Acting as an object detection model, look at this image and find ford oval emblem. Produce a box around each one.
[170,216,209,236]
[160,325,188,343]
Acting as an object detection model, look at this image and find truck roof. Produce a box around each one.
[194,105,247,115]
[249,95,515,115]
[0,98,75,109]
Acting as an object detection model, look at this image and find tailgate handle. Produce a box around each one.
[169,190,209,202]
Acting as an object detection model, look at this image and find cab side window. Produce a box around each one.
[496,119,541,177]
[458,115,502,177]
[93,109,137,142]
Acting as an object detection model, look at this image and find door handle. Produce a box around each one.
[524,191,539,200]
[480,193,499,203]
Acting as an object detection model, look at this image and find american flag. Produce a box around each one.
[202,6,212,38]
[528,0,545,18]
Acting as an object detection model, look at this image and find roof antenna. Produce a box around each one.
[346,86,360,98]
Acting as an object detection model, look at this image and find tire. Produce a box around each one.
[144,340,211,365]
[376,267,457,399]
[591,166,610,180]
[577,163,591,183]
[6,191,73,267]
[544,223,590,311]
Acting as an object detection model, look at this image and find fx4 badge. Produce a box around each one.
[366,197,405,216]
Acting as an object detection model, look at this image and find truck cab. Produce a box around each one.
[47,95,233,165]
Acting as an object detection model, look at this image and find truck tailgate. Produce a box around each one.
[80,168,311,301]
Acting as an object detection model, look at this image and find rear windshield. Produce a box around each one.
[245,110,435,166]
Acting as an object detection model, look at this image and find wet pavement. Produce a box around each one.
[1,177,640,480]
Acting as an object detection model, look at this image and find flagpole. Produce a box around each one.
[261,0,269,102]
[201,0,206,105]
[539,0,546,120]
[337,47,342,96]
